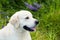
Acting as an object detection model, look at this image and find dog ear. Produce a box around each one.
[9,14,19,28]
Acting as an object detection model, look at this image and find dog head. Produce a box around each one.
[9,10,39,31]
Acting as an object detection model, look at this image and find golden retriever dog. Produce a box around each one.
[0,10,39,40]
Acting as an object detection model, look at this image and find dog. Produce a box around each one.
[0,10,39,40]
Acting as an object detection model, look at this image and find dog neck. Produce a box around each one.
[6,23,31,40]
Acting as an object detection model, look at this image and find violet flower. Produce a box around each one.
[0,12,5,14]
[24,2,38,11]
[33,2,41,9]
[2,25,4,28]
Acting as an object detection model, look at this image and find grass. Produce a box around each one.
[0,0,60,40]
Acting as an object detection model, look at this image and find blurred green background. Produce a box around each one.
[0,0,60,40]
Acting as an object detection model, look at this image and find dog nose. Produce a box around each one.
[35,20,39,25]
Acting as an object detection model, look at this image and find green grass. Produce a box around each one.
[0,0,60,40]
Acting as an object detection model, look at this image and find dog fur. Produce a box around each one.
[0,10,38,40]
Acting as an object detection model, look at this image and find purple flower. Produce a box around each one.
[24,2,38,11]
[2,25,4,28]
[33,2,41,9]
[0,12,5,14]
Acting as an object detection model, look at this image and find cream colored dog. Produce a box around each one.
[0,10,39,40]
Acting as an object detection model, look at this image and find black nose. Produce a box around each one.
[35,20,39,25]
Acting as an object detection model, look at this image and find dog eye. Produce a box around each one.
[25,17,29,19]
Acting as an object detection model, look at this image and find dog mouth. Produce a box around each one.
[23,25,36,31]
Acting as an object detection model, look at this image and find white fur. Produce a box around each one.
[0,10,37,40]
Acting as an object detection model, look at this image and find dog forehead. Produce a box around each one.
[17,10,33,17]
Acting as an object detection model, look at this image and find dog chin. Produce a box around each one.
[23,25,36,31]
